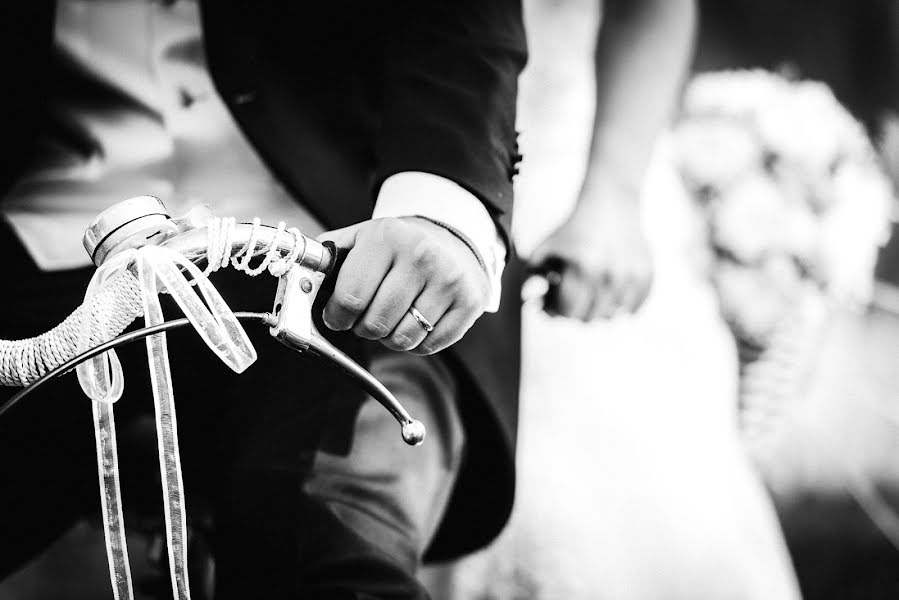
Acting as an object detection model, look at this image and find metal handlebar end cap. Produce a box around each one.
[83,196,172,265]
[402,420,426,446]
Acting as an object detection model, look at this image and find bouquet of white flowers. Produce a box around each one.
[674,69,893,346]
[672,70,895,449]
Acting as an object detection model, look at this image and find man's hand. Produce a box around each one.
[531,193,653,321]
[318,217,490,355]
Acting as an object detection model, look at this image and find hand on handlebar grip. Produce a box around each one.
[82,197,425,446]
[524,256,566,315]
[267,244,426,446]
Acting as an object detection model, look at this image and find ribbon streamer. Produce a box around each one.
[76,246,257,600]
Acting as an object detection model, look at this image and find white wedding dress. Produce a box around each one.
[422,1,801,597]
[425,160,801,600]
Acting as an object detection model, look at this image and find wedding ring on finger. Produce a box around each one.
[408,306,435,332]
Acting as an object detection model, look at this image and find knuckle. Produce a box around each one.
[414,342,439,356]
[437,266,465,290]
[390,331,417,351]
[357,318,390,339]
[411,239,441,271]
[333,292,366,314]
[454,296,475,314]
[376,217,407,242]
[455,286,484,313]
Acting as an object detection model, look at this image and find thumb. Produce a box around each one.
[317,221,365,250]
[528,235,557,270]
[529,235,573,277]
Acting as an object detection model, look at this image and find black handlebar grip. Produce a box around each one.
[320,240,348,281]
[316,240,350,309]
[528,255,567,315]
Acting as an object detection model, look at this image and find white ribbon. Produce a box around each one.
[77,246,257,600]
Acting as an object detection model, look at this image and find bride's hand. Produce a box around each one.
[530,191,653,321]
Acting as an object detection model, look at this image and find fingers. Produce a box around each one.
[318,217,490,354]
[615,274,651,316]
[322,237,393,331]
[552,269,594,321]
[361,248,474,353]
[381,286,454,352]
[589,272,619,321]
[353,267,430,342]
[409,304,478,356]
[544,264,651,322]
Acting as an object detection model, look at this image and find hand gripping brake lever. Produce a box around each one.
[267,252,426,446]
[125,197,425,445]
[141,198,426,446]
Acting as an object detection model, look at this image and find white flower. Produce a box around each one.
[816,160,894,303]
[714,258,805,344]
[678,68,897,332]
[673,117,761,189]
[755,81,866,178]
[683,70,785,120]
[779,202,820,264]
[711,172,788,263]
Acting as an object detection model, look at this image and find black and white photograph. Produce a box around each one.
[0,1,897,598]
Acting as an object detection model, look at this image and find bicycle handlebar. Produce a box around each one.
[5,196,425,446]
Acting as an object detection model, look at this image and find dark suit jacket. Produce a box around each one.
[0,0,527,560]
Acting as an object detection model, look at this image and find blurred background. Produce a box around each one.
[423,0,899,598]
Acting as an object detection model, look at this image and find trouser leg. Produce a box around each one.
[304,351,465,573]
[214,350,465,599]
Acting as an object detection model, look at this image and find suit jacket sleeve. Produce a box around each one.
[374,0,527,247]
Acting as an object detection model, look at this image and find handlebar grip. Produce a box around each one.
[320,240,349,282]
[528,256,566,315]
[315,241,350,310]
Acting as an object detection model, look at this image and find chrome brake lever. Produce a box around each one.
[267,263,426,446]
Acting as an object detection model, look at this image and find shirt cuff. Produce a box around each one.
[373,172,506,312]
